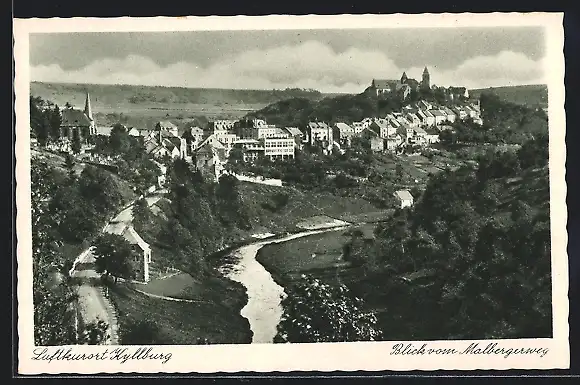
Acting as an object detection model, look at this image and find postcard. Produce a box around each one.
[14,12,568,374]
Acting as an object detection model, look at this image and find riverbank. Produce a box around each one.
[108,275,252,344]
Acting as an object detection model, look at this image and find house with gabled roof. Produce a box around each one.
[430,109,447,125]
[370,118,396,139]
[370,79,399,95]
[442,107,456,123]
[418,100,433,111]
[406,113,421,128]
[386,134,403,151]
[425,128,440,144]
[104,222,152,283]
[333,122,356,146]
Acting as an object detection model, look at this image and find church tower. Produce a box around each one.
[422,67,430,90]
[401,72,408,84]
[84,91,95,135]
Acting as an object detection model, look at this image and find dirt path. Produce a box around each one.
[69,191,166,345]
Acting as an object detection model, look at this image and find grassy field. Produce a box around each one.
[240,182,383,233]
[470,84,548,108]
[109,276,252,344]
[257,223,375,278]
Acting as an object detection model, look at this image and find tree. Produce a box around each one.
[275,275,382,343]
[226,145,245,173]
[64,153,76,182]
[132,198,152,232]
[79,320,110,345]
[71,133,82,154]
[78,166,124,214]
[36,114,51,147]
[93,233,135,282]
[395,163,405,182]
[109,123,131,154]
[49,105,63,141]
[121,318,161,344]
[31,159,81,345]
[215,174,251,229]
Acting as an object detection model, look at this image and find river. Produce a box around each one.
[222,226,350,344]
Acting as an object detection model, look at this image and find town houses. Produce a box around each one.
[45,71,484,179]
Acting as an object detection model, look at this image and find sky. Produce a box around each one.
[29,27,546,93]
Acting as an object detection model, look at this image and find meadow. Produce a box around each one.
[108,278,252,344]
[256,223,376,280]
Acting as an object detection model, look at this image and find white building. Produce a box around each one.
[263,137,295,160]
[333,122,356,145]
[394,190,414,209]
[425,129,440,144]
[233,139,265,162]
[442,107,457,123]
[431,110,447,125]
[307,121,333,146]
[352,122,365,135]
[214,132,239,150]
[212,120,237,131]
[406,113,422,128]
[257,127,290,139]
[370,119,396,139]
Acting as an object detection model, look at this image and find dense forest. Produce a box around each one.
[31,155,132,344]
[341,133,551,340]
[132,160,253,277]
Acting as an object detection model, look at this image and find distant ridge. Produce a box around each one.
[30,81,328,111]
[31,81,326,94]
[469,84,548,108]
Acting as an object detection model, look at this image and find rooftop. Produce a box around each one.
[61,109,92,127]
[395,190,414,201]
[285,127,303,136]
[372,79,398,89]
[157,120,178,129]
[94,126,113,136]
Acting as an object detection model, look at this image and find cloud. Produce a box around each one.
[30,41,545,93]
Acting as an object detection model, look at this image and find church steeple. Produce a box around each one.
[84,91,93,121]
[421,67,430,89]
[84,91,96,135]
[401,71,408,84]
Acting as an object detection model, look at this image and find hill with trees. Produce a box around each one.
[246,91,398,127]
[249,86,548,147]
[470,84,548,109]
[340,133,551,340]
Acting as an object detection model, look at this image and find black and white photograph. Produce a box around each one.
[15,13,569,373]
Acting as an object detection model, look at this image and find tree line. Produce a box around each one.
[344,133,551,340]
[30,96,63,146]
[31,158,127,345]
[273,133,550,343]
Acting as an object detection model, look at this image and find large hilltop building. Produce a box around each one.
[370,67,431,99]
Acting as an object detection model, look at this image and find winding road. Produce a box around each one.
[69,190,166,345]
